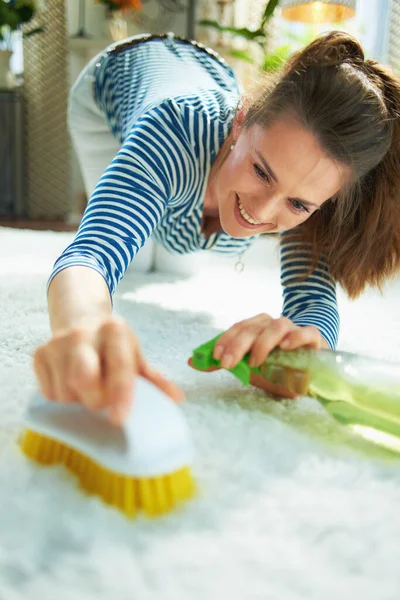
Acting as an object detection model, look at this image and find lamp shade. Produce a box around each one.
[281,0,356,24]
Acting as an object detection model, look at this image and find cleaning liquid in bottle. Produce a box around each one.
[261,347,400,454]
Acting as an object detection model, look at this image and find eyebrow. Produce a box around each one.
[255,150,319,209]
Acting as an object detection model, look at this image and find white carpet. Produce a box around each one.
[0,227,399,600]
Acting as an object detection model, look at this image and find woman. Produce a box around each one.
[34,31,400,424]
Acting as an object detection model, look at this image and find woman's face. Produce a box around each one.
[209,115,349,238]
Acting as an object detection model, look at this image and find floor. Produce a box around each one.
[0,219,77,232]
[0,227,399,599]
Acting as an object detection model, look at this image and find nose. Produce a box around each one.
[255,193,281,227]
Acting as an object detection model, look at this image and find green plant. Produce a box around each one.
[0,0,42,49]
[200,0,279,49]
[199,0,291,72]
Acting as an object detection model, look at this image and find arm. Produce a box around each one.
[48,266,111,333]
[35,101,189,421]
[49,99,188,298]
[280,233,339,349]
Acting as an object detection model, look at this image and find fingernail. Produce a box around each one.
[213,345,224,360]
[221,354,234,369]
[110,403,128,425]
[248,357,257,368]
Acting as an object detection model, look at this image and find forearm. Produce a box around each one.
[48,266,112,333]
[282,300,339,349]
[279,235,339,349]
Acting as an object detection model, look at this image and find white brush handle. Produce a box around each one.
[24,377,194,477]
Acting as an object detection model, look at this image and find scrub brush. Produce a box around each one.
[20,377,195,518]
[191,334,400,455]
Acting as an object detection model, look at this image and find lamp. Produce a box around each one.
[281,0,356,24]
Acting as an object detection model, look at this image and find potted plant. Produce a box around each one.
[95,0,143,41]
[0,0,42,87]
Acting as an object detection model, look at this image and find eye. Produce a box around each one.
[253,164,271,184]
[290,199,310,214]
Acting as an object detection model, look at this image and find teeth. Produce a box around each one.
[237,198,262,225]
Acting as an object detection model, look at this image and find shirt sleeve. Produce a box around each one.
[48,99,191,296]
[279,233,340,349]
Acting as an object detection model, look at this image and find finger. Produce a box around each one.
[44,344,79,403]
[100,323,135,424]
[67,344,103,410]
[248,317,294,367]
[140,354,185,404]
[280,325,323,351]
[213,315,267,360]
[33,349,55,401]
[187,357,221,372]
[222,326,269,370]
[212,328,241,361]
[51,372,79,403]
[215,316,271,368]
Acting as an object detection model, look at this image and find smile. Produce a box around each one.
[236,196,264,226]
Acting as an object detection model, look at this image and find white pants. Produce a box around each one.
[68,48,155,273]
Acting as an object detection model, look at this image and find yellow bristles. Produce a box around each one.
[20,429,195,518]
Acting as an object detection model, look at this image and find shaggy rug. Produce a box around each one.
[0,227,399,600]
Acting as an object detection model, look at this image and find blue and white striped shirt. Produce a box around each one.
[50,36,339,348]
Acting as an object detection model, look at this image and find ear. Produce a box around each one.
[231,98,250,141]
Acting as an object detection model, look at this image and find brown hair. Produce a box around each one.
[244,31,400,298]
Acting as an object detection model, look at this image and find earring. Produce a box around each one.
[230,143,235,151]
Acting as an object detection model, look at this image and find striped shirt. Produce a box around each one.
[50,35,339,348]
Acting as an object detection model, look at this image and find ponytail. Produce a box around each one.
[245,31,400,297]
[283,29,365,73]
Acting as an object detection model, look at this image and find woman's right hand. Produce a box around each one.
[33,316,184,425]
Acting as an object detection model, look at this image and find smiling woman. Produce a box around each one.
[33,30,400,420]
[205,116,349,237]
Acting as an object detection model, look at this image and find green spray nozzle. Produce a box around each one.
[191,335,258,386]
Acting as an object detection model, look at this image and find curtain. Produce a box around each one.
[23,0,71,220]
[388,0,400,70]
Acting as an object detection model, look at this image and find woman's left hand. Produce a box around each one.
[212,313,329,370]
[188,313,329,399]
